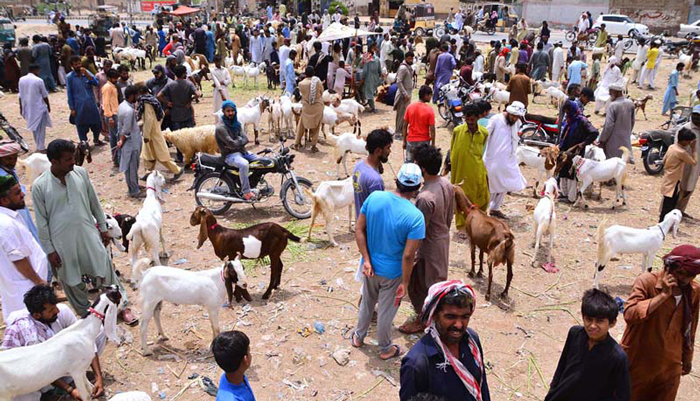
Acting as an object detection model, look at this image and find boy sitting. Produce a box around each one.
[212,330,256,401]
[545,289,630,401]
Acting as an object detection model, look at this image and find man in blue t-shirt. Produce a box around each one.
[351,163,426,360]
[352,128,393,218]
[212,330,256,401]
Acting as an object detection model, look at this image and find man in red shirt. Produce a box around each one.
[403,85,436,162]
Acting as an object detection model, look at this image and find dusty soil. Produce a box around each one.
[2,27,700,401]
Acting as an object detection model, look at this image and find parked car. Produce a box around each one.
[0,18,16,46]
[593,14,649,37]
[679,19,700,38]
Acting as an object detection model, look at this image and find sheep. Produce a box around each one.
[162,125,219,167]
[127,171,168,287]
[17,152,51,188]
[532,177,559,265]
[559,146,630,209]
[190,206,302,300]
[327,132,369,178]
[322,106,357,138]
[267,98,283,142]
[0,287,121,401]
[238,96,270,145]
[304,177,354,246]
[516,145,559,197]
[453,184,515,301]
[135,257,252,356]
[113,47,147,70]
[594,210,682,289]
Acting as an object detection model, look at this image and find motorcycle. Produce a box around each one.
[663,39,690,57]
[639,130,674,175]
[565,27,598,47]
[190,138,313,218]
[518,113,559,147]
[0,112,29,152]
[436,77,483,122]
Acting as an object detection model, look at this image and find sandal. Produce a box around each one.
[398,320,425,334]
[351,332,363,348]
[380,344,404,360]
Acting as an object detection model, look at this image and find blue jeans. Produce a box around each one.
[225,152,258,194]
[106,116,119,162]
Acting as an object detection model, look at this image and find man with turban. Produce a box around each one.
[400,280,491,401]
[621,245,700,401]
[216,101,258,201]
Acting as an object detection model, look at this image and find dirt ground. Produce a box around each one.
[2,26,700,401]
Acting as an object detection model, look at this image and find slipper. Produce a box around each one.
[380,344,403,360]
[398,321,425,334]
[351,332,363,348]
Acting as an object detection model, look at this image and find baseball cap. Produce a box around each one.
[397,163,422,187]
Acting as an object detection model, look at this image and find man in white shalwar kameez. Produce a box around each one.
[483,102,528,218]
[594,57,622,114]
[552,42,565,82]
[249,30,264,65]
[211,55,231,115]
[18,65,52,152]
[630,39,648,84]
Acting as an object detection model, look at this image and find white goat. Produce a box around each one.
[490,88,510,110]
[127,171,167,286]
[304,177,354,246]
[104,214,127,252]
[243,62,266,87]
[16,153,51,189]
[267,98,283,141]
[532,177,559,265]
[679,54,692,78]
[533,79,562,95]
[136,257,252,356]
[594,210,682,288]
[544,86,567,109]
[237,96,269,145]
[229,65,246,87]
[327,132,369,178]
[584,144,606,162]
[280,95,296,136]
[516,145,559,197]
[322,106,357,137]
[332,98,365,135]
[570,146,630,209]
[109,392,152,401]
[0,289,120,401]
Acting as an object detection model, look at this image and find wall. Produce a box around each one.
[522,0,609,29]
[609,0,691,33]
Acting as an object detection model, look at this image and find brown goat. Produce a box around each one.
[454,185,515,300]
[75,141,92,166]
[632,95,653,120]
[189,206,302,300]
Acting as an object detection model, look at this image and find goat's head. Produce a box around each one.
[113,213,136,252]
[540,177,560,199]
[85,285,121,343]
[540,145,560,171]
[223,255,253,305]
[665,209,683,238]
[103,214,126,251]
[190,206,217,249]
[75,141,92,166]
[146,171,166,202]
[554,147,579,176]
[260,97,270,113]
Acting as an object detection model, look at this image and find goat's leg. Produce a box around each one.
[273,258,284,289]
[70,372,93,401]
[324,211,338,246]
[593,250,613,290]
[254,128,260,145]
[468,242,476,277]
[208,307,221,338]
[159,228,169,260]
[502,261,514,298]
[307,208,317,241]
[262,260,277,300]
[548,224,555,264]
[477,249,485,277]
[486,261,493,301]
[153,301,168,342]
[532,223,542,265]
[140,302,156,355]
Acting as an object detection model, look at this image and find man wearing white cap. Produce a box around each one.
[483,102,527,219]
[600,83,635,159]
[351,163,426,360]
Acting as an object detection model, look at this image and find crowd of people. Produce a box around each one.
[0,2,700,401]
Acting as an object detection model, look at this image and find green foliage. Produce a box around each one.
[329,1,348,16]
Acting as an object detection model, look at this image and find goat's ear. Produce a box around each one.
[197,217,208,249]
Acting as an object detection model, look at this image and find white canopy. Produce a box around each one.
[317,22,378,42]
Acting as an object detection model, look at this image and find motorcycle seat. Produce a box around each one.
[200,153,226,168]
[645,130,675,145]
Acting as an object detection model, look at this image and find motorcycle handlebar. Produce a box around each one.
[257,148,272,155]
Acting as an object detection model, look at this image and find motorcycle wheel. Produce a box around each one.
[565,31,576,42]
[437,102,449,121]
[519,126,547,144]
[281,176,313,219]
[194,172,235,215]
[587,31,598,47]
[415,27,425,36]
[435,27,445,38]
[624,38,634,51]
[487,27,495,35]
[643,147,664,175]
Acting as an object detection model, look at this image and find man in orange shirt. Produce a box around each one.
[402,85,436,162]
[101,69,121,165]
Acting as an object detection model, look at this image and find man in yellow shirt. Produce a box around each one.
[638,41,661,90]
[101,69,121,165]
